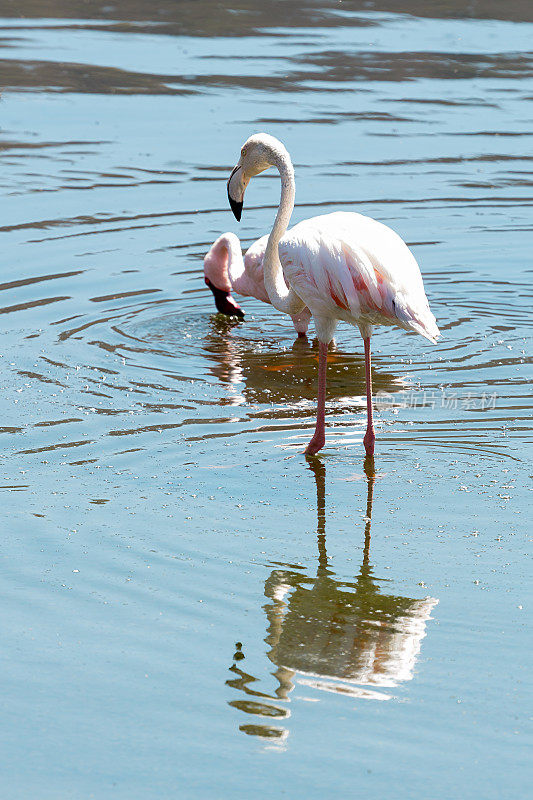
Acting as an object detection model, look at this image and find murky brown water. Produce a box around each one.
[0,2,531,798]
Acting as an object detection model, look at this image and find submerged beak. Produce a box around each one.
[227,164,245,221]
[205,278,244,318]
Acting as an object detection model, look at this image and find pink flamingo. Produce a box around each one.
[203,232,312,335]
[226,133,440,457]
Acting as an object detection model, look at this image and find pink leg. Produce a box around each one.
[363,337,375,457]
[305,341,328,455]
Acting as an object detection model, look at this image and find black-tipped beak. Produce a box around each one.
[229,195,243,222]
[227,165,243,221]
[206,279,245,318]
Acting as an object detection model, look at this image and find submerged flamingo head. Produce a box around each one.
[204,277,244,318]
[203,235,244,318]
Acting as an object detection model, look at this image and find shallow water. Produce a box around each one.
[0,2,531,798]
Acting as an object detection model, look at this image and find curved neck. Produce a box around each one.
[224,234,245,286]
[206,233,244,292]
[263,150,305,315]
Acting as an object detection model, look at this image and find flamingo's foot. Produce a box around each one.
[363,428,375,457]
[305,434,325,456]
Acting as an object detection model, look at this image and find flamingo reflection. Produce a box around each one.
[227,458,438,742]
[204,315,404,411]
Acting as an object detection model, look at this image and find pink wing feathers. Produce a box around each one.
[279,212,439,342]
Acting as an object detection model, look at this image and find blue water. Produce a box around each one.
[0,3,531,798]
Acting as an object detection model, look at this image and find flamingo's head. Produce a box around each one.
[204,277,244,318]
[227,133,288,221]
[203,236,244,318]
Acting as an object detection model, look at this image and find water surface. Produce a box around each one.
[0,2,531,798]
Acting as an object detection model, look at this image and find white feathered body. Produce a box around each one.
[279,211,440,344]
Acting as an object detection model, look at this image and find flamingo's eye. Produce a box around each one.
[241,147,247,158]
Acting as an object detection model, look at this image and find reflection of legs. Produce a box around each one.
[305,341,328,455]
[363,337,375,457]
[305,454,328,570]
[363,454,375,563]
